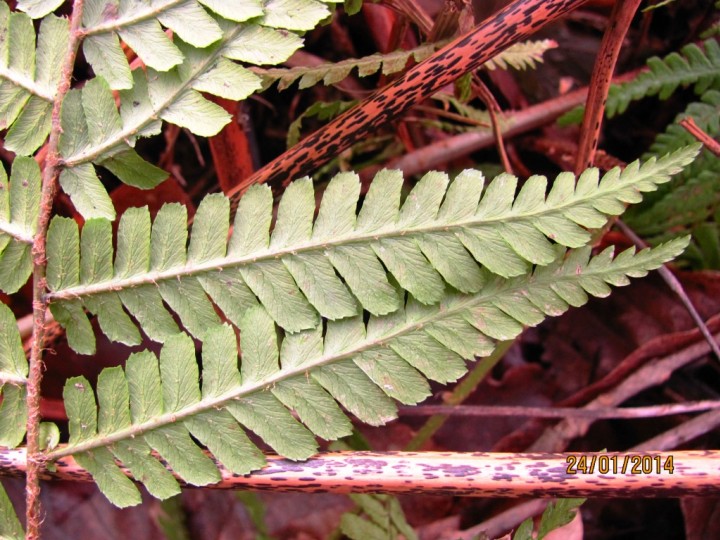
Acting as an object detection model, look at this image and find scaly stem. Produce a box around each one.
[26,2,85,538]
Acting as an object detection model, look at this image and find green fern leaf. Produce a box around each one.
[647,89,720,158]
[56,19,305,218]
[0,303,28,449]
[0,157,41,294]
[343,494,418,540]
[79,0,331,89]
[45,146,700,354]
[606,39,720,116]
[287,100,356,147]
[559,39,720,125]
[47,237,689,506]
[623,93,720,246]
[624,155,720,241]
[483,39,557,71]
[0,2,68,155]
[0,480,23,540]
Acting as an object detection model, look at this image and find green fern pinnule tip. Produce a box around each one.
[51,234,687,507]
[43,146,699,354]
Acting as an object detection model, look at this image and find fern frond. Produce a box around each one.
[0,303,28,449]
[17,0,335,90]
[256,41,443,91]
[647,89,720,157]
[607,39,720,116]
[57,19,308,219]
[256,39,555,92]
[0,2,68,155]
[624,155,720,240]
[483,39,557,71]
[287,100,356,147]
[559,39,720,125]
[623,93,720,243]
[44,146,700,354]
[341,494,418,540]
[0,157,41,294]
[46,237,688,507]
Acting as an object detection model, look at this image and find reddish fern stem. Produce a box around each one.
[226,0,590,204]
[26,2,85,538]
[4,450,720,497]
[574,0,642,174]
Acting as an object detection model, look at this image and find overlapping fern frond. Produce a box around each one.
[45,146,699,354]
[0,3,68,155]
[624,92,720,254]
[18,0,338,89]
[605,39,720,116]
[8,1,341,220]
[646,89,720,158]
[56,24,296,219]
[48,235,688,507]
[257,39,556,91]
[560,39,720,124]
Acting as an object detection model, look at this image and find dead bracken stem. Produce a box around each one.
[575,0,643,174]
[25,2,86,538]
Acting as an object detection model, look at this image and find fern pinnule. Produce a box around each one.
[44,145,700,354]
[0,303,28,449]
[0,3,68,155]
[0,157,41,294]
[49,236,689,507]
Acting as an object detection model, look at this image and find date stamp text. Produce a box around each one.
[566,454,675,475]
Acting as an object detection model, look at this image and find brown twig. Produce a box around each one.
[616,219,720,363]
[441,500,549,540]
[472,77,513,173]
[398,400,720,420]
[680,116,720,156]
[3,449,719,497]
[575,0,642,174]
[363,86,590,180]
[26,2,86,537]
[632,409,720,451]
[528,326,720,452]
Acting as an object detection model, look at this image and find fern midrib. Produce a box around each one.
[0,374,27,386]
[61,25,243,167]
[0,221,34,244]
[0,65,55,103]
[81,0,187,37]
[43,169,644,303]
[45,260,580,461]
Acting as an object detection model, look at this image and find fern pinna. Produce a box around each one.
[10,145,692,506]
